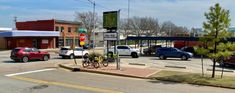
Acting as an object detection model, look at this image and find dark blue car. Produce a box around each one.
[156,47,193,60]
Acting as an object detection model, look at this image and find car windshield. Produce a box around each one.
[61,48,69,50]
[174,48,181,51]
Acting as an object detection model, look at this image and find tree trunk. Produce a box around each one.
[201,55,204,76]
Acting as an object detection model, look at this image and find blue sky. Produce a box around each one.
[0,0,235,28]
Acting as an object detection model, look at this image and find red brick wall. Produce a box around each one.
[16,20,55,31]
[7,37,55,49]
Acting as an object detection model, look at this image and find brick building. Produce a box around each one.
[16,19,82,47]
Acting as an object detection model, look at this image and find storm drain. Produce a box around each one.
[31,84,49,90]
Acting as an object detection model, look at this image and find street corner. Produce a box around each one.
[58,63,81,72]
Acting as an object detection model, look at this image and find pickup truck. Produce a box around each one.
[105,45,140,58]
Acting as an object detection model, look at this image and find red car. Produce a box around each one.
[10,47,50,62]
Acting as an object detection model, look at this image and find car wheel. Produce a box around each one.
[181,55,188,60]
[70,54,75,59]
[159,55,166,60]
[43,55,49,61]
[131,53,138,58]
[84,53,89,57]
[22,56,29,63]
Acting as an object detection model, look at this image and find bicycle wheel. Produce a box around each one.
[93,61,100,68]
[82,60,89,68]
[102,60,108,67]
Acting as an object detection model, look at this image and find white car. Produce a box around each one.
[105,45,140,58]
[59,47,89,59]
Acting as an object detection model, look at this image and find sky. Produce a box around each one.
[0,0,235,28]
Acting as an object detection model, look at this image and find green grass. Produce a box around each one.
[150,71,235,89]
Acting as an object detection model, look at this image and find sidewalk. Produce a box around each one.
[59,63,160,79]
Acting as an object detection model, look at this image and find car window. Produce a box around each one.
[32,48,39,52]
[61,48,69,50]
[75,48,83,51]
[12,49,21,53]
[24,48,31,52]
[117,46,129,49]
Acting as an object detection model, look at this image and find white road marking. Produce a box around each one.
[5,68,56,77]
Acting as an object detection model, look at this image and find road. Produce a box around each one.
[1,50,235,93]
[1,69,235,93]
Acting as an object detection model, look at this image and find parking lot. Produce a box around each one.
[1,49,235,76]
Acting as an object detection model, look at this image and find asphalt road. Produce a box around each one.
[1,50,235,93]
[1,69,235,93]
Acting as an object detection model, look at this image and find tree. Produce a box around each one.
[195,46,209,77]
[74,11,99,44]
[202,3,232,78]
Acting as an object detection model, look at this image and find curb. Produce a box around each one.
[58,64,149,79]
[128,63,146,66]
[58,64,81,72]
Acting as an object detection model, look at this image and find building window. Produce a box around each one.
[55,26,59,31]
[61,27,64,32]
[68,27,72,33]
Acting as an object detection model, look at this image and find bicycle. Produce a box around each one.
[96,56,108,67]
[82,55,99,68]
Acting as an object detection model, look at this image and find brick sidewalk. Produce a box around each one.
[59,64,160,79]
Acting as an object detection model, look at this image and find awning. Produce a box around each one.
[0,30,60,37]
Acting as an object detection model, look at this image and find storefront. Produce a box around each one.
[0,30,59,49]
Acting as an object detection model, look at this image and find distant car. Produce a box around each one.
[156,47,193,60]
[10,47,50,62]
[59,47,89,59]
[143,45,162,55]
[140,43,148,47]
[216,56,235,67]
[83,43,95,49]
[104,45,140,58]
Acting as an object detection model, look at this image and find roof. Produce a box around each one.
[17,19,81,25]
[0,30,60,37]
[0,27,12,31]
[55,19,81,25]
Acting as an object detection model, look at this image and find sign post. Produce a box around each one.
[103,11,120,70]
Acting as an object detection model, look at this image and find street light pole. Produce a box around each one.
[87,0,96,52]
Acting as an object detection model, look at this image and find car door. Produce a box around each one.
[170,48,181,57]
[117,46,127,55]
[74,48,82,56]
[32,48,41,59]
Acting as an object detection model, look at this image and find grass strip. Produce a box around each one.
[150,70,235,89]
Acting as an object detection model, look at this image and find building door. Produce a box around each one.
[32,39,40,48]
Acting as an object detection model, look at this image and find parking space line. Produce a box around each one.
[5,68,56,77]
[11,76,122,93]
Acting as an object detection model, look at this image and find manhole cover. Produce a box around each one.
[31,84,49,90]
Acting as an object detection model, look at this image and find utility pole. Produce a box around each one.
[14,16,17,30]
[126,0,130,45]
[87,0,96,52]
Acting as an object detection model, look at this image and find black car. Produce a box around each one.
[143,45,162,55]
[156,47,193,60]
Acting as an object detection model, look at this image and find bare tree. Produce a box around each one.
[74,11,99,43]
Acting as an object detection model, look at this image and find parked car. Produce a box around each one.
[156,47,193,60]
[59,47,89,59]
[105,45,140,58]
[143,45,162,55]
[181,46,195,55]
[216,56,235,67]
[10,47,50,62]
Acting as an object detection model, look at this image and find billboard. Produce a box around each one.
[103,11,118,29]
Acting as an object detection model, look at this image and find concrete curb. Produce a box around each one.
[128,63,146,66]
[58,64,149,79]
[58,64,80,71]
